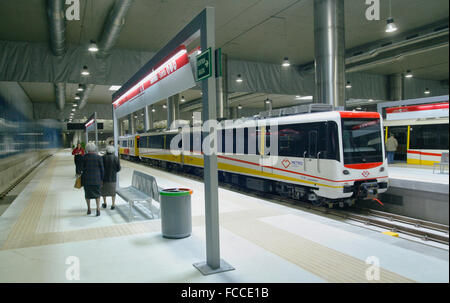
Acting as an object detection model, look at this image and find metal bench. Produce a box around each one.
[117,170,162,220]
[433,152,449,174]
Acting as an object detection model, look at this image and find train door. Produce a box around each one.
[260,125,273,175]
[308,129,319,175]
[387,126,408,162]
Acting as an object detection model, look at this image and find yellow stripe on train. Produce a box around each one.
[142,154,342,189]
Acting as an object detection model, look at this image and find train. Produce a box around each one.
[119,111,389,208]
[383,102,449,165]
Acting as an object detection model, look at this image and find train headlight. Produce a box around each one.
[379,167,385,172]
[343,170,350,175]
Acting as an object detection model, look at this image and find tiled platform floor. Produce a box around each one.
[0,151,448,282]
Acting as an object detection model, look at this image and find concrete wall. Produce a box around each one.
[0,150,54,196]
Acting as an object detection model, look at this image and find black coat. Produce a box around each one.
[81,153,104,186]
[102,153,121,182]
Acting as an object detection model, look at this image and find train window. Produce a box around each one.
[192,132,202,152]
[342,118,383,164]
[122,140,127,147]
[326,122,340,161]
[309,130,318,157]
[410,124,449,150]
[149,135,164,149]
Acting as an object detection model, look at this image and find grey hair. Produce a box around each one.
[106,145,115,154]
[85,143,97,153]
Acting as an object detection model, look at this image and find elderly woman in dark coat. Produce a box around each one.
[81,143,104,216]
[101,145,121,210]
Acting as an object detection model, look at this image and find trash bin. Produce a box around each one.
[159,188,193,239]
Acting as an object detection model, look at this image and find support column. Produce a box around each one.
[167,95,179,129]
[389,74,404,101]
[216,53,228,119]
[149,106,154,130]
[144,105,150,131]
[193,7,233,275]
[314,0,345,108]
[128,114,135,134]
[264,99,273,111]
[229,106,237,119]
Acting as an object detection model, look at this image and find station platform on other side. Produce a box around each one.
[0,151,448,283]
[358,164,449,225]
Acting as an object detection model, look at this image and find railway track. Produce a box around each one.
[125,159,450,246]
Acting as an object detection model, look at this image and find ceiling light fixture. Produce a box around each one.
[346,81,352,89]
[88,40,98,53]
[236,74,243,83]
[152,108,156,113]
[75,94,80,100]
[385,0,398,33]
[282,57,290,67]
[163,104,167,109]
[77,84,84,92]
[81,65,90,76]
[424,88,431,95]
[296,96,313,100]
[405,70,413,78]
[265,98,271,104]
[109,85,121,91]
[385,18,398,33]
[237,104,243,110]
[181,96,186,102]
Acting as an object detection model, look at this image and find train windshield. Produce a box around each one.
[341,118,383,164]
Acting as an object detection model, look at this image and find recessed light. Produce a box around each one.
[236,74,243,83]
[282,57,290,67]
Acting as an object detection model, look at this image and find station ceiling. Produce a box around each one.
[1,0,449,107]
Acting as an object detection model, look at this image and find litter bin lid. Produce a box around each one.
[160,188,193,197]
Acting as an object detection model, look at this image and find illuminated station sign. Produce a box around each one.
[112,45,190,110]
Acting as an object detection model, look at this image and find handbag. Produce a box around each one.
[74,176,82,189]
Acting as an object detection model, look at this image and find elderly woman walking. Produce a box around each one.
[81,143,104,216]
[101,145,121,210]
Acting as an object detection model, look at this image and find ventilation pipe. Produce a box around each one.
[54,82,66,111]
[97,0,134,58]
[78,84,95,109]
[46,0,66,57]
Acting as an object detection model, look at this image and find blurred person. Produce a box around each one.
[386,134,398,164]
[81,143,104,216]
[101,145,121,210]
[72,143,85,176]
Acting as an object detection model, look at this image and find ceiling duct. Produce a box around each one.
[54,82,66,111]
[345,28,449,65]
[97,0,134,58]
[78,84,95,109]
[46,0,66,57]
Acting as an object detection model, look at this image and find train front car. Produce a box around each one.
[338,112,388,207]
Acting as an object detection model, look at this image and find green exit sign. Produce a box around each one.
[196,47,212,81]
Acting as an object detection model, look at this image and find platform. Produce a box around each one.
[0,151,448,282]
